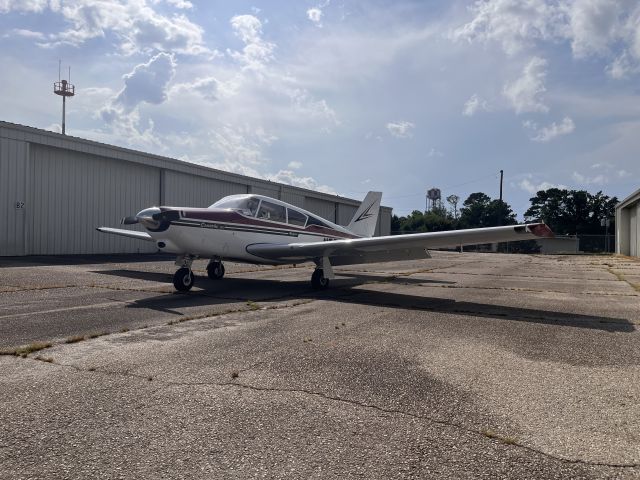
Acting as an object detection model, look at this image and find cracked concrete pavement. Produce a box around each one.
[0,251,639,479]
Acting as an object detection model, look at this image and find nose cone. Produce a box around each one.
[136,207,162,229]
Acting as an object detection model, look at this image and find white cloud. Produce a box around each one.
[503,57,548,114]
[165,0,193,9]
[170,76,220,102]
[523,116,575,142]
[0,0,48,14]
[4,28,46,39]
[427,147,443,157]
[307,8,323,26]
[4,0,211,56]
[517,175,568,194]
[288,161,302,169]
[451,0,567,55]
[462,93,489,116]
[386,120,415,138]
[229,15,275,72]
[453,0,640,79]
[268,169,336,194]
[113,53,177,110]
[572,171,607,185]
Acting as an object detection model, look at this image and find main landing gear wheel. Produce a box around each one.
[311,269,329,290]
[173,267,195,292]
[207,262,225,280]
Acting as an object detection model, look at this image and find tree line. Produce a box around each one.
[391,188,618,236]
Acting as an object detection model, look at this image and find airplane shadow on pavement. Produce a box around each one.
[94,269,637,334]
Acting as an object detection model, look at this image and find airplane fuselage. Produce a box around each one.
[141,200,359,264]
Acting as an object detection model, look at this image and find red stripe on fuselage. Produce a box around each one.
[177,208,359,239]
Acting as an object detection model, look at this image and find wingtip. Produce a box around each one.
[528,223,554,238]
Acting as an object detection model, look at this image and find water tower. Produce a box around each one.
[426,188,441,211]
[53,62,75,135]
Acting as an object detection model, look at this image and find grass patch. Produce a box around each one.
[87,331,108,339]
[34,356,54,363]
[246,300,260,311]
[65,335,85,344]
[0,341,52,356]
[481,429,518,445]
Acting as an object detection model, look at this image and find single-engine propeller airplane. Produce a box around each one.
[97,191,553,292]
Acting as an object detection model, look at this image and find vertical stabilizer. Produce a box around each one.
[346,191,382,237]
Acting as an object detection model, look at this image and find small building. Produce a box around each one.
[0,121,392,256]
[616,188,640,257]
[537,236,579,254]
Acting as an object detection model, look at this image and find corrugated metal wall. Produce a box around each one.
[164,171,247,207]
[29,145,159,254]
[337,204,358,226]
[304,197,336,222]
[0,137,27,255]
[631,205,638,257]
[250,184,280,198]
[0,122,392,256]
[280,189,305,208]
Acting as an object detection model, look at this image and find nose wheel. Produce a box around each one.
[207,261,225,280]
[311,269,330,289]
[173,267,195,292]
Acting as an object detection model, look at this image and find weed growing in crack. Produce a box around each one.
[87,332,107,339]
[481,429,518,445]
[0,342,52,357]
[65,335,85,344]
[246,300,260,311]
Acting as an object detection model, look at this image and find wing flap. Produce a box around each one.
[96,227,153,242]
[247,223,552,265]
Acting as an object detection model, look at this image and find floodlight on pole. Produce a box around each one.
[53,61,75,135]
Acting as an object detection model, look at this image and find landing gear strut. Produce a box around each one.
[207,260,225,280]
[311,269,329,290]
[173,255,195,292]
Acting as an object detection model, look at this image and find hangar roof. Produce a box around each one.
[0,120,392,212]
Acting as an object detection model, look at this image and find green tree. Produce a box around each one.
[459,193,516,228]
[524,189,617,235]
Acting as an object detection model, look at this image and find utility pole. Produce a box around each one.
[499,169,503,202]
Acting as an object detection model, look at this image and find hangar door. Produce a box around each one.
[29,145,160,255]
[631,205,638,257]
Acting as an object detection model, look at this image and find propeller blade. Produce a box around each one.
[121,216,139,225]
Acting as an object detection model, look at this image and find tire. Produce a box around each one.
[173,267,194,291]
[311,269,329,290]
[207,262,225,280]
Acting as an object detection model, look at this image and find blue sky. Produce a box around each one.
[1,0,639,217]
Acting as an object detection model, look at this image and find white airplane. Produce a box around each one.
[97,191,553,292]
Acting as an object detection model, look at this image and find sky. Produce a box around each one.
[1,0,639,218]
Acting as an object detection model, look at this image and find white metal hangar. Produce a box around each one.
[0,121,392,257]
[616,188,640,257]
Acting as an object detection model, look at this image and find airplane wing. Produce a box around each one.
[96,227,153,242]
[246,223,553,266]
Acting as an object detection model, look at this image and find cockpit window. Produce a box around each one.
[306,216,330,228]
[212,196,260,217]
[257,201,286,223]
[287,209,307,227]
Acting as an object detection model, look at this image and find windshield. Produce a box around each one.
[211,196,260,216]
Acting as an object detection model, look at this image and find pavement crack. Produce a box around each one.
[213,381,640,470]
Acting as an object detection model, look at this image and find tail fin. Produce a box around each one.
[346,191,382,237]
